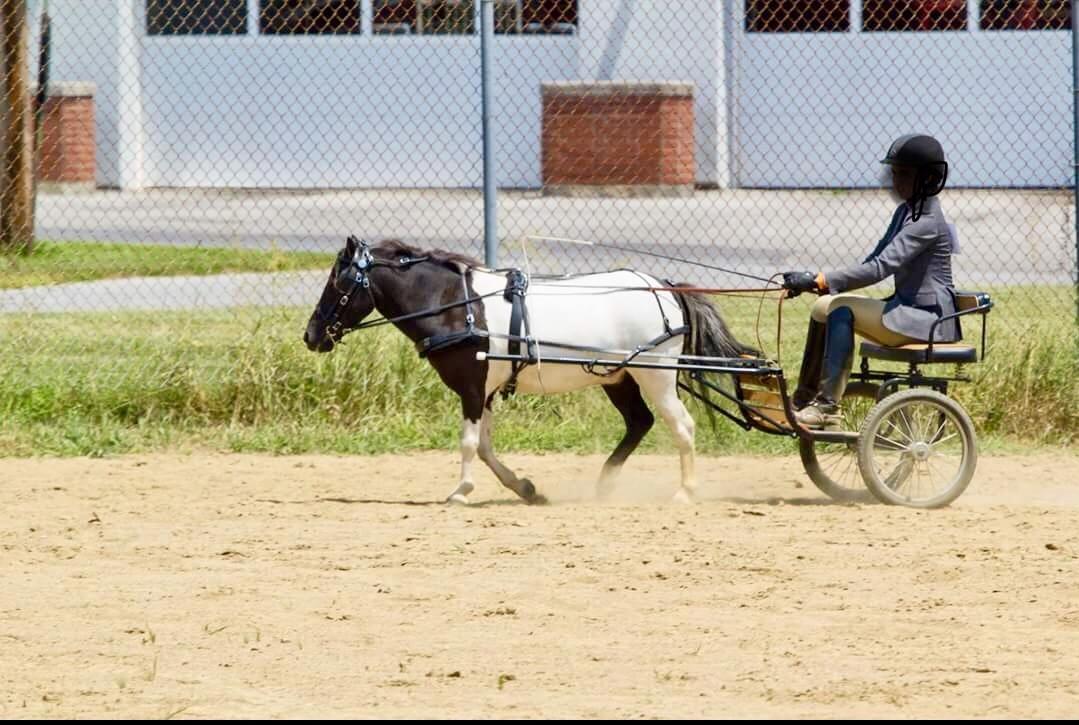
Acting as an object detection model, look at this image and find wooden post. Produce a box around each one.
[1,0,34,255]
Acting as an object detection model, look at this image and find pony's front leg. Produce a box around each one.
[447,416,481,505]
[477,406,545,504]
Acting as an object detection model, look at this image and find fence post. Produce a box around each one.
[480,0,498,268]
[1,0,34,255]
[32,0,50,233]
[1073,0,1079,321]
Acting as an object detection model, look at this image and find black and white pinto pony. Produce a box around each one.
[304,237,755,505]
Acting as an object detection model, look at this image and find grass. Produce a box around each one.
[0,284,1075,458]
[0,241,332,289]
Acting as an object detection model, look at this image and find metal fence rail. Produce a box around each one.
[1,0,1076,334]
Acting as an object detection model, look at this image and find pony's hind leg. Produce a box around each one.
[632,370,698,503]
[597,376,655,499]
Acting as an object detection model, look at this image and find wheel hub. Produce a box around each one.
[910,441,932,461]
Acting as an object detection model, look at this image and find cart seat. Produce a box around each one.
[859,290,991,365]
[859,341,978,364]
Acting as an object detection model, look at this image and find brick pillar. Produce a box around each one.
[36,81,96,189]
[541,81,695,197]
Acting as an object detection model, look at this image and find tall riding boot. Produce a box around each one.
[792,318,827,410]
[796,307,855,429]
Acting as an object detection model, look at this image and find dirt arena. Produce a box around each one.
[3,451,1079,718]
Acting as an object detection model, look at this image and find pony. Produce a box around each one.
[304,237,754,504]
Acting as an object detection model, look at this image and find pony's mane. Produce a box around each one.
[373,239,482,271]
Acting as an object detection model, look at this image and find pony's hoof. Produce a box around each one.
[671,489,696,505]
[529,494,549,506]
[519,478,546,505]
[446,481,474,506]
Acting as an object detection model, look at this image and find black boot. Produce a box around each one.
[796,307,855,429]
[792,318,827,410]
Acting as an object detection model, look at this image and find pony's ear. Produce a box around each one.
[345,235,359,255]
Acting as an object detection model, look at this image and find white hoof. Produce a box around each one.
[446,481,474,506]
[671,488,695,505]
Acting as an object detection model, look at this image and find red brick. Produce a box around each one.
[37,94,95,184]
[542,85,694,188]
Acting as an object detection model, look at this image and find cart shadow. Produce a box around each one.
[713,494,879,507]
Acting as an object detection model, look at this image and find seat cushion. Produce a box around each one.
[860,340,978,364]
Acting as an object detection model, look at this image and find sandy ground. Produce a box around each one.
[2,451,1079,719]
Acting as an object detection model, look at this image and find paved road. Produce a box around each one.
[2,187,1072,315]
[0,271,327,314]
[36,187,1077,287]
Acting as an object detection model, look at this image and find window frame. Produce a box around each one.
[979,0,1072,30]
[142,0,582,38]
[145,0,250,36]
[860,0,970,33]
[259,0,364,35]
[744,0,852,34]
[371,0,477,36]
[493,0,579,36]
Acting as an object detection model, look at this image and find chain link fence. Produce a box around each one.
[0,0,1076,450]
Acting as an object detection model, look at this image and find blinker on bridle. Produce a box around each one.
[318,236,429,340]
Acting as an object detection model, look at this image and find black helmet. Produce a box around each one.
[881,134,948,219]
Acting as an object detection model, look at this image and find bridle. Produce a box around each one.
[314,236,431,340]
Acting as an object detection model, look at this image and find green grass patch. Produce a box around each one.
[0,284,1075,457]
[0,241,332,289]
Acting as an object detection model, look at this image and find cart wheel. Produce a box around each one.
[857,389,977,508]
[799,382,878,503]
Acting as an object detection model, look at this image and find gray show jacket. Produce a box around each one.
[825,197,960,343]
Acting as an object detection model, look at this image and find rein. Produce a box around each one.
[318,239,792,363]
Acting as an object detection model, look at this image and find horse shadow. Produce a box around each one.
[256,492,878,508]
[256,496,529,508]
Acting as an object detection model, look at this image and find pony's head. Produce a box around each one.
[304,235,379,352]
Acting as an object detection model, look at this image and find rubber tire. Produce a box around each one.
[857,388,977,509]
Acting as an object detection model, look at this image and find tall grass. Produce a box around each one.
[0,287,1075,457]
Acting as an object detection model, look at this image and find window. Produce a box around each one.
[146,0,247,35]
[373,0,475,34]
[496,1,577,34]
[862,0,968,31]
[261,1,361,34]
[981,0,1071,29]
[745,0,850,32]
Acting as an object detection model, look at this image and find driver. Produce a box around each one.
[781,134,961,429]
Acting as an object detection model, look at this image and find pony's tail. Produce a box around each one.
[675,288,759,429]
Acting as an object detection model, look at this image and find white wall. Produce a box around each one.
[31,0,143,188]
[46,0,728,189]
[141,34,578,188]
[36,1,1073,189]
[577,0,727,185]
[728,3,1072,188]
[140,0,727,189]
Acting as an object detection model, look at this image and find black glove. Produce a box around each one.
[781,271,818,298]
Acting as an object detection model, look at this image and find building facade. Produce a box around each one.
[34,0,1072,189]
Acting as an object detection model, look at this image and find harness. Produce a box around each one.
[416,271,483,357]
[319,238,694,398]
[314,237,498,344]
[501,269,536,397]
